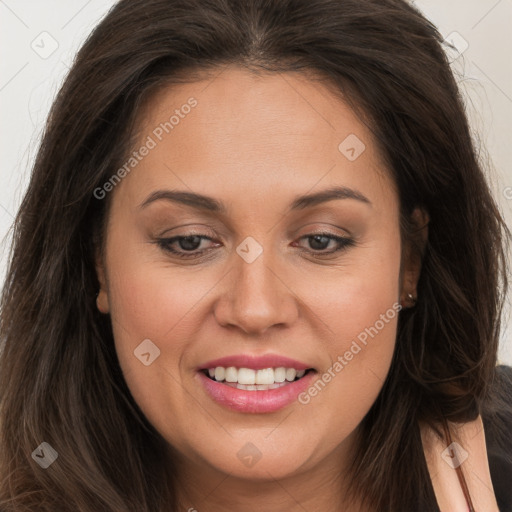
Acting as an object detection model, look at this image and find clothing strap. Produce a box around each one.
[440,416,476,512]
[420,414,500,512]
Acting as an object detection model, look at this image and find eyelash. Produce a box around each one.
[156,233,355,260]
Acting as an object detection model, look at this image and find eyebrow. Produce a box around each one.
[138,185,372,213]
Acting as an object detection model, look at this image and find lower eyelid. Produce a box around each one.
[159,235,216,251]
[295,235,354,251]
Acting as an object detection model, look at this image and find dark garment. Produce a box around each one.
[482,364,512,512]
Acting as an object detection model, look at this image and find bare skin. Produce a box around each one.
[96,66,427,512]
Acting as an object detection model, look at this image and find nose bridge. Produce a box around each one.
[214,239,298,334]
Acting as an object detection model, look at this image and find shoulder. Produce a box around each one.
[482,364,512,512]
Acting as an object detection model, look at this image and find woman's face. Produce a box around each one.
[97,66,420,482]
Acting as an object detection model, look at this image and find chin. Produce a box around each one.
[204,451,310,481]
[175,433,317,481]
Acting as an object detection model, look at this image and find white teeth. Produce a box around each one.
[205,366,310,386]
[285,368,297,381]
[237,368,256,385]
[214,367,225,381]
[274,367,286,383]
[225,366,238,382]
[225,381,289,391]
[256,368,274,385]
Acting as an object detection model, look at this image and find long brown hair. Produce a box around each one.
[0,0,509,510]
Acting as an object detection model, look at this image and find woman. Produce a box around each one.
[0,0,511,510]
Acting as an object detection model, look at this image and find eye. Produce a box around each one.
[156,232,355,260]
[156,235,219,259]
[292,233,355,255]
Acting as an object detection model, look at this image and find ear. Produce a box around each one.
[400,207,429,308]
[95,248,110,314]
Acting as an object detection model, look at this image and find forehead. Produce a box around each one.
[115,66,397,215]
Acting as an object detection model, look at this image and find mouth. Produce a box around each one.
[200,366,316,391]
[197,363,318,413]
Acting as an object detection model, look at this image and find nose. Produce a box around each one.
[213,250,299,335]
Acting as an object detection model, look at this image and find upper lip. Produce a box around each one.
[198,354,314,371]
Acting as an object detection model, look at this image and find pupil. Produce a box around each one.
[179,236,201,251]
[309,235,329,250]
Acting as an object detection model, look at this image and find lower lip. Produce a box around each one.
[197,371,317,413]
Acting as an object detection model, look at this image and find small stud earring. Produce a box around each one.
[407,293,417,304]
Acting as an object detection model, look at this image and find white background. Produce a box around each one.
[1,0,511,364]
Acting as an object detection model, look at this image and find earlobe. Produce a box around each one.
[96,289,110,314]
[400,207,429,308]
[95,252,110,314]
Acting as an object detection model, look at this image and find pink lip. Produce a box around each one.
[198,354,312,371]
[197,370,317,413]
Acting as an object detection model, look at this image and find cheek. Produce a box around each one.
[107,267,219,395]
[296,296,399,453]
[105,257,206,444]
[295,225,401,350]
[295,232,401,432]
[104,227,221,353]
